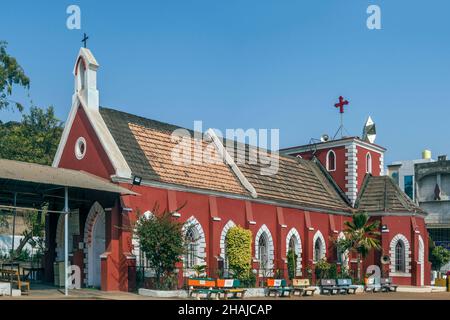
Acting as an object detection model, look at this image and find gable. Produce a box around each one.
[58,105,115,180]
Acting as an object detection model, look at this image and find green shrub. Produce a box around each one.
[225,226,252,282]
[314,259,331,280]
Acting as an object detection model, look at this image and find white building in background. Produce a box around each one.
[388,150,450,272]
[386,150,434,201]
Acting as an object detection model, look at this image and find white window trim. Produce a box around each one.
[75,137,87,160]
[389,233,411,276]
[312,230,326,263]
[366,152,372,174]
[285,228,302,276]
[182,216,207,277]
[326,150,337,172]
[255,224,275,277]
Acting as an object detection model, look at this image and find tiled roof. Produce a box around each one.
[99,107,247,196]
[355,175,426,215]
[229,142,351,211]
[99,107,352,212]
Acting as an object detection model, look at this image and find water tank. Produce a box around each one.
[422,149,432,160]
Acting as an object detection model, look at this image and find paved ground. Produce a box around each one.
[1,284,450,300]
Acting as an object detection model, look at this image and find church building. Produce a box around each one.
[45,47,431,291]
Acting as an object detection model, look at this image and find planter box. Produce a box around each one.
[138,288,188,298]
[138,287,266,298]
[434,279,447,287]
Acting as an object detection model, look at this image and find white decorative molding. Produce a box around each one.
[366,152,372,174]
[83,202,106,286]
[285,228,302,276]
[326,149,336,172]
[204,128,258,198]
[418,235,425,286]
[74,137,87,160]
[389,233,411,275]
[255,224,275,276]
[312,230,326,262]
[182,216,207,276]
[345,144,358,205]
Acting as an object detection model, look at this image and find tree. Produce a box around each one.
[0,41,30,111]
[0,106,63,165]
[134,204,185,290]
[342,212,381,281]
[11,205,46,260]
[430,245,450,272]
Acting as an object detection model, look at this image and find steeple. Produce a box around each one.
[73,47,99,111]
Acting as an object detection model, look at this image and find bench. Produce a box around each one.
[265,279,293,297]
[215,279,246,299]
[364,277,382,293]
[380,278,398,292]
[0,269,30,294]
[319,279,340,295]
[292,279,316,296]
[336,278,358,294]
[187,278,219,300]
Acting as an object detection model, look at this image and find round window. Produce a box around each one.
[75,137,87,160]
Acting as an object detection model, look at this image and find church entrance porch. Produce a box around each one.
[0,159,136,296]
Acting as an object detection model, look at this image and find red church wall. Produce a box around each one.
[58,105,115,179]
[355,145,382,190]
[378,215,430,286]
[117,183,361,288]
[297,146,348,193]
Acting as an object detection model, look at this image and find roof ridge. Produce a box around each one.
[100,106,299,160]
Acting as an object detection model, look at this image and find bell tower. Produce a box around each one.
[73,47,99,111]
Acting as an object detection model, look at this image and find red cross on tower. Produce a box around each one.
[334,96,349,114]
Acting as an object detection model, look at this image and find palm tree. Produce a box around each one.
[343,212,381,281]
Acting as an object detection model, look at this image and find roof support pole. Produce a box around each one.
[10,192,17,296]
[64,187,69,296]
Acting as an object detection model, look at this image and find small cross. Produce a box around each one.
[334,96,349,114]
[82,33,89,48]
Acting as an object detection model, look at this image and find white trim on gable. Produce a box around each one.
[52,94,132,179]
[53,48,132,179]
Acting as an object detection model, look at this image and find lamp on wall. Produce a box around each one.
[132,175,142,186]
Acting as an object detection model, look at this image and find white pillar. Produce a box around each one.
[64,187,69,296]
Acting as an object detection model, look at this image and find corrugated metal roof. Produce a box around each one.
[0,159,137,195]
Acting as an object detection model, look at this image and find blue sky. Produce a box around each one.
[1,0,450,165]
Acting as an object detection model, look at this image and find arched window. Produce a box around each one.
[258,233,269,271]
[185,226,198,269]
[76,58,86,92]
[366,153,372,174]
[314,238,323,262]
[326,150,336,171]
[395,240,406,272]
